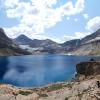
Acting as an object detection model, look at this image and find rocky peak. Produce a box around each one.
[14,34,33,45]
[0,28,10,40]
[0,28,4,33]
[0,28,12,47]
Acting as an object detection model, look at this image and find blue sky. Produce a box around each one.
[0,0,100,43]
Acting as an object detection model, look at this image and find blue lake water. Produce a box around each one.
[0,55,100,87]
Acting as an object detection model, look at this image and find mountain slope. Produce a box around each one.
[61,39,81,52]
[14,34,33,45]
[0,28,31,56]
[15,35,60,48]
[81,28,100,44]
[15,35,63,54]
[14,28,100,55]
[15,35,83,54]
[71,28,100,55]
[0,28,13,48]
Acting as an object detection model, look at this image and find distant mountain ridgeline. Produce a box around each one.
[14,34,80,54]
[14,35,62,54]
[14,28,100,55]
[0,27,100,55]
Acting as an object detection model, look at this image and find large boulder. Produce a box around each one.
[16,93,39,100]
[0,94,16,100]
[76,61,100,77]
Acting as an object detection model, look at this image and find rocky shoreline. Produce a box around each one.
[0,61,100,100]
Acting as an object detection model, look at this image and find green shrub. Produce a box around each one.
[19,91,32,96]
[65,97,68,100]
[38,93,48,97]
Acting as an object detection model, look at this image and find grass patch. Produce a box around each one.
[78,93,83,99]
[19,91,32,96]
[65,97,68,100]
[38,93,48,97]
[47,84,64,91]
[66,83,72,88]
[46,83,72,92]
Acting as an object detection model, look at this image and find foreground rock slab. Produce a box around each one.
[0,76,100,100]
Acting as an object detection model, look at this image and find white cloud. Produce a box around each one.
[74,32,91,38]
[63,35,76,41]
[74,18,78,22]
[86,16,100,32]
[75,0,85,13]
[66,17,70,20]
[2,0,19,8]
[64,16,100,42]
[2,0,85,40]
[64,32,91,41]
[83,13,89,19]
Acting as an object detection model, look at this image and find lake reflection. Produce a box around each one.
[0,55,100,87]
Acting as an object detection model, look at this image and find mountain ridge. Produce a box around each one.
[14,35,81,54]
[15,28,100,55]
[71,28,100,55]
[1,27,100,55]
